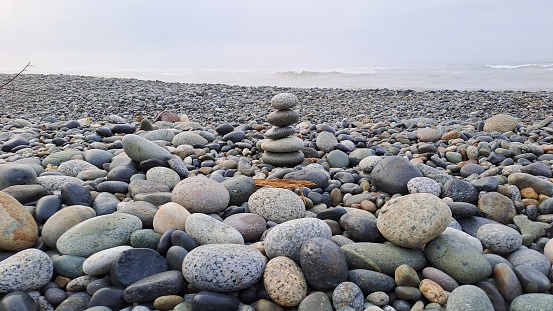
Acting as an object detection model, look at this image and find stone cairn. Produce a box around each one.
[261,93,304,167]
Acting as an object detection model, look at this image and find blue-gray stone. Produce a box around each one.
[300,237,349,290]
[124,270,185,303]
[371,156,423,195]
[0,164,38,190]
[122,134,172,163]
[110,248,168,288]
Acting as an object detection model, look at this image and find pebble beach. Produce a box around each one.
[1,73,553,310]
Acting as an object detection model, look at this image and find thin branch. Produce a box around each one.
[0,62,32,90]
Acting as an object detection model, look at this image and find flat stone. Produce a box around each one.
[262,150,304,167]
[122,134,172,163]
[41,149,83,167]
[171,176,230,214]
[110,248,168,287]
[377,193,451,248]
[0,184,47,204]
[265,126,296,140]
[184,213,244,245]
[248,187,305,224]
[37,175,84,192]
[341,242,427,275]
[416,128,442,142]
[0,249,53,293]
[190,291,240,311]
[182,244,266,292]
[264,218,332,262]
[171,132,208,147]
[507,247,551,276]
[347,269,395,294]
[82,245,133,276]
[270,92,298,110]
[115,201,158,229]
[508,172,553,196]
[421,267,459,292]
[267,109,299,127]
[57,159,100,177]
[56,213,142,257]
[146,166,181,190]
[262,136,303,153]
[264,256,307,307]
[283,166,330,189]
[0,192,38,251]
[124,270,185,303]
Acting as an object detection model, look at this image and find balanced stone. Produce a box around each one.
[265,126,296,140]
[182,244,266,292]
[248,187,305,223]
[262,150,304,167]
[267,109,299,127]
[270,92,298,110]
[261,136,304,152]
[171,175,230,214]
[377,193,451,248]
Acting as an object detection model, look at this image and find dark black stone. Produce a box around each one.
[87,287,128,310]
[340,214,381,242]
[52,137,67,146]
[35,194,62,223]
[109,124,136,134]
[139,158,169,172]
[171,230,199,251]
[222,131,246,142]
[471,177,498,192]
[0,291,38,311]
[215,123,234,135]
[221,206,245,219]
[370,156,423,195]
[110,248,168,288]
[96,181,129,194]
[446,202,479,218]
[95,127,113,137]
[156,228,176,256]
[61,182,93,206]
[2,135,29,152]
[478,281,507,311]
[316,207,347,222]
[348,269,396,294]
[123,270,185,303]
[299,237,349,290]
[457,216,502,237]
[106,165,138,183]
[191,291,240,311]
[284,169,329,189]
[442,179,479,204]
[238,288,257,304]
[166,246,188,271]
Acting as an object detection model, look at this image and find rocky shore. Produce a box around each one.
[1,74,553,310]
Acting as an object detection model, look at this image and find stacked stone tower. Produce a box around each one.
[261,93,304,167]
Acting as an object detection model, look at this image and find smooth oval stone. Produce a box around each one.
[477,192,517,224]
[299,237,348,290]
[262,136,304,153]
[153,202,190,234]
[248,187,305,224]
[339,213,381,242]
[41,149,83,167]
[341,242,427,275]
[476,223,522,254]
[172,175,230,214]
[223,213,266,242]
[298,291,332,311]
[395,264,420,287]
[271,92,298,109]
[421,267,459,292]
[478,281,507,311]
[182,244,266,292]
[513,264,552,293]
[92,192,120,215]
[87,287,127,310]
[42,205,96,248]
[442,227,483,253]
[446,202,478,218]
[166,246,188,271]
[171,230,198,251]
[215,123,234,135]
[190,291,239,311]
[267,109,299,127]
[115,201,158,229]
[510,293,553,311]
[493,263,522,301]
[142,129,175,141]
[447,285,494,311]
[265,218,332,262]
[262,150,304,167]
[124,270,185,303]
[106,165,138,183]
[0,249,53,293]
[110,248,168,288]
[419,279,448,305]
[327,149,350,168]
[146,166,181,190]
[1,184,47,204]
[377,193,451,248]
[96,180,129,194]
[425,234,492,284]
[2,135,29,151]
[60,182,93,206]
[221,130,246,143]
[0,163,38,190]
[407,176,441,196]
[110,123,136,134]
[130,229,162,249]
[56,213,142,256]
[370,156,423,195]
[483,113,517,133]
[316,131,338,153]
[264,256,307,307]
[0,291,38,311]
[122,134,172,163]
[0,192,38,251]
[52,254,86,278]
[185,213,244,245]
[283,167,330,189]
[82,245,133,276]
[84,149,114,168]
[37,175,84,192]
[508,172,553,196]
[332,281,364,311]
[222,175,257,206]
[348,269,395,294]
[57,159,100,177]
[172,132,208,147]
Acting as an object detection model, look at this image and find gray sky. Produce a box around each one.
[1,0,552,72]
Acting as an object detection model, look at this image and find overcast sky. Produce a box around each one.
[1,0,552,72]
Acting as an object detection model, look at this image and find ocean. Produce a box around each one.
[13,62,553,91]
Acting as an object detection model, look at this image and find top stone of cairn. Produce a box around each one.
[270,93,298,110]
